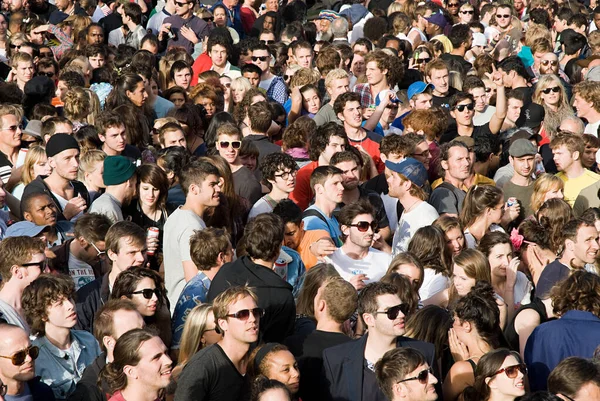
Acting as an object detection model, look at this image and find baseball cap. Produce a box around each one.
[384,158,428,188]
[472,32,487,47]
[408,82,434,100]
[426,12,448,29]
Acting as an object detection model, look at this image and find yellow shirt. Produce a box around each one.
[431,174,496,190]
[556,170,600,206]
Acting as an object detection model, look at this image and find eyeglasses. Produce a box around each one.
[9,44,22,49]
[541,59,558,66]
[557,394,575,401]
[453,103,475,112]
[88,240,106,258]
[460,10,474,14]
[1,124,23,132]
[412,149,431,158]
[350,221,379,233]
[39,51,53,58]
[274,170,297,180]
[219,140,241,149]
[0,345,39,366]
[251,56,269,62]
[496,14,511,18]
[375,303,410,320]
[226,307,265,320]
[490,363,527,379]
[542,86,560,94]
[21,260,49,271]
[260,40,275,45]
[131,288,160,300]
[37,71,55,78]
[222,82,231,88]
[398,367,433,384]
[414,57,431,64]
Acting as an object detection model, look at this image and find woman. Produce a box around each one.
[251,376,292,401]
[408,226,451,303]
[478,232,532,322]
[105,73,148,111]
[300,84,321,118]
[294,263,340,335]
[433,215,466,262]
[231,77,252,108]
[462,349,527,401]
[12,145,52,200]
[386,251,424,293]
[443,282,505,401]
[212,5,229,29]
[536,198,573,254]
[532,75,574,138]
[63,87,97,131]
[282,116,313,168]
[162,86,189,109]
[248,344,300,398]
[111,267,172,348]
[23,274,101,400]
[220,75,233,113]
[190,83,220,122]
[530,173,564,215]
[516,219,555,288]
[167,104,205,155]
[78,149,105,202]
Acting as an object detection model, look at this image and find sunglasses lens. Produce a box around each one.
[237,309,251,319]
[232,141,241,149]
[505,366,518,378]
[142,289,155,299]
[418,369,429,384]
[219,141,229,148]
[252,308,264,318]
[386,305,401,320]
[357,222,369,231]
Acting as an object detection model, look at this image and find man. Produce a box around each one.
[292,41,314,69]
[322,282,436,401]
[207,215,295,343]
[158,122,186,149]
[49,0,87,24]
[497,56,533,124]
[425,59,456,109]
[463,76,496,126]
[331,18,350,45]
[216,124,261,205]
[85,24,105,45]
[428,142,470,216]
[11,52,34,92]
[503,139,537,219]
[535,218,599,298]
[163,159,221,312]
[23,134,89,222]
[211,0,242,33]
[242,102,281,163]
[19,192,75,248]
[207,35,241,78]
[76,221,147,333]
[572,81,600,136]
[49,213,111,291]
[325,200,392,289]
[86,45,107,69]
[353,50,392,114]
[249,152,297,218]
[0,237,46,332]
[175,286,260,401]
[491,3,521,44]
[89,156,137,224]
[552,132,600,206]
[0,104,23,185]
[335,92,384,173]
[285,278,357,401]
[241,63,261,88]
[171,228,232,351]
[440,24,473,75]
[251,43,287,105]
[548,357,600,401]
[0,324,55,400]
[147,0,175,35]
[559,29,587,71]
[108,3,145,49]
[386,158,438,255]
[408,82,433,111]
[96,111,142,161]
[160,0,211,54]
[68,299,145,401]
[314,69,350,126]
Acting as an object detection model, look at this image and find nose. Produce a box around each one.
[135,252,145,263]
[151,292,158,302]
[429,371,438,385]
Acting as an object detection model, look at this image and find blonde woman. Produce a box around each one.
[530,173,564,215]
[532,75,574,137]
[78,150,106,202]
[12,145,52,200]
[231,76,253,107]
[64,87,100,130]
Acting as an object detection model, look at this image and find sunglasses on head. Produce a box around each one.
[541,59,558,66]
[491,363,527,379]
[453,103,475,112]
[37,71,55,78]
[0,345,39,366]
[251,56,269,62]
[219,140,241,149]
[131,288,160,300]
[226,307,265,320]
[460,10,474,14]
[398,367,432,385]
[496,14,511,18]
[375,303,410,320]
[350,221,379,233]
[542,86,560,94]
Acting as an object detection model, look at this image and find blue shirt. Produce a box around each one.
[281,246,305,297]
[525,310,600,391]
[171,272,211,349]
[302,205,343,247]
[210,2,243,35]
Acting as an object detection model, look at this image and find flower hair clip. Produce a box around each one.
[510,228,524,251]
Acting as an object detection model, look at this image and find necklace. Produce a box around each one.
[403,199,421,213]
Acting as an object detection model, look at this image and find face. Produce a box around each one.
[540,53,559,75]
[220,295,260,344]
[0,329,36,385]
[487,356,525,399]
[370,293,406,336]
[495,7,512,29]
[162,129,186,148]
[329,77,350,101]
[302,89,320,114]
[25,195,57,226]
[541,83,561,107]
[139,181,161,209]
[543,186,564,202]
[201,312,223,346]
[394,263,422,290]
[319,174,345,204]
[506,98,524,123]
[129,277,158,317]
[55,80,69,101]
[335,160,360,191]
[167,92,185,108]
[459,6,474,23]
[450,99,475,127]
[265,351,300,395]
[88,53,105,69]
[252,49,270,73]
[86,160,105,190]
[283,222,303,249]
[583,145,599,169]
[351,53,365,77]
[412,141,431,169]
[429,68,449,95]
[87,26,104,44]
[15,61,34,83]
[239,154,257,171]
[195,174,222,207]
[174,68,191,89]
[340,100,363,129]
[263,16,274,31]
[175,0,193,16]
[411,93,433,110]
[573,94,594,119]
[321,136,346,164]
[243,71,261,87]
[217,134,241,164]
[452,263,476,296]
[553,145,576,173]
[109,237,146,273]
[570,225,600,264]
[101,124,127,154]
[210,44,228,68]
[46,296,77,330]
[131,337,172,391]
[365,61,386,86]
[488,243,513,279]
[266,0,277,11]
[511,155,534,178]
[295,48,313,69]
[470,87,487,112]
[344,213,376,248]
[50,148,79,181]
[445,227,464,257]
[127,81,148,107]
[270,166,296,194]
[398,363,438,401]
[259,32,276,45]
[0,114,21,149]
[570,382,600,401]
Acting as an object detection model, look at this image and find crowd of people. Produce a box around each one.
[0,0,600,399]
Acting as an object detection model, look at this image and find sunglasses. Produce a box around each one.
[203,16,214,22]
[37,71,55,78]
[460,10,474,14]
[350,221,379,233]
[0,379,5,397]
[542,86,560,94]
[131,288,160,300]
[251,56,269,62]
[541,60,558,66]
[219,140,241,149]
[0,345,39,366]
[40,51,53,58]
[9,44,22,49]
[226,307,265,320]
[87,240,106,258]
[284,74,292,81]
[175,1,191,6]
[398,367,432,384]
[496,14,511,18]
[491,363,527,379]
[414,57,431,64]
[1,124,23,132]
[453,103,475,112]
[21,260,49,271]
[448,2,459,6]
[375,303,410,320]
[260,40,275,45]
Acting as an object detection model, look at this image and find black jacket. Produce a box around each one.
[207,255,295,343]
[75,273,110,333]
[27,376,56,401]
[22,176,90,221]
[321,334,437,401]
[67,353,109,401]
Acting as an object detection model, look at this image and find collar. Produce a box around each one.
[37,333,84,360]
[561,310,600,321]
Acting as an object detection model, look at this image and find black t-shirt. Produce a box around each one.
[362,360,387,401]
[432,87,458,110]
[174,344,245,401]
[440,53,472,76]
[440,122,494,144]
[0,150,13,184]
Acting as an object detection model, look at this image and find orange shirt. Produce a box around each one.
[298,229,332,269]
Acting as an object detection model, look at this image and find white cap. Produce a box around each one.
[472,32,487,47]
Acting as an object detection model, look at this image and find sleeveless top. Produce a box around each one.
[504,297,549,352]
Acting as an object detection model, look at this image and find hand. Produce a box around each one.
[485,64,503,88]
[147,236,159,255]
[506,201,520,222]
[349,274,368,290]
[180,25,199,44]
[310,238,336,259]
[32,24,50,34]
[63,195,87,220]
[448,328,469,362]
[506,257,519,287]
[158,23,172,40]
[290,85,302,105]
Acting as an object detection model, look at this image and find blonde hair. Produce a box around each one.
[178,304,215,367]
[533,75,570,111]
[78,149,106,183]
[230,77,252,102]
[524,23,552,47]
[64,87,91,123]
[325,68,350,89]
[61,15,91,41]
[154,117,179,131]
[530,173,564,214]
[21,145,47,185]
[83,88,101,125]
[387,2,403,15]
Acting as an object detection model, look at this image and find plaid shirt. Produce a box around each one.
[267,76,289,105]
[353,83,375,109]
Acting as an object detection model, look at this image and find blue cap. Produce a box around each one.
[384,158,428,188]
[408,81,434,100]
[5,221,49,238]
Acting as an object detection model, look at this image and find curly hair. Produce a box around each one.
[22,274,75,336]
[282,116,314,150]
[551,270,600,318]
[259,152,298,182]
[537,198,573,254]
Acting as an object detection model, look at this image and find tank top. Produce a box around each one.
[504,297,549,352]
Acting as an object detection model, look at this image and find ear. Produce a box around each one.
[300,220,305,231]
[462,320,473,333]
[341,224,350,237]
[362,312,375,327]
[337,112,345,121]
[573,151,580,160]
[450,109,456,119]
[123,364,138,380]
[47,156,57,169]
[107,249,118,263]
[98,133,106,143]
[103,335,115,352]
[10,265,23,280]
[23,211,33,222]
[440,159,449,171]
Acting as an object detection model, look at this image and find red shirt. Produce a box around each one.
[290,161,318,211]
[191,53,212,86]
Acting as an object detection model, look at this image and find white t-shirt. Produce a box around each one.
[392,201,439,255]
[585,120,600,137]
[474,106,496,126]
[68,253,96,291]
[419,268,450,301]
[325,247,392,284]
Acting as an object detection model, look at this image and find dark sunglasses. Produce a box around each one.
[350,221,379,233]
[491,363,527,379]
[496,14,511,18]
[0,345,39,366]
[284,74,292,81]
[398,367,432,384]
[0,379,5,397]
[175,0,191,5]
[39,51,53,58]
[203,16,214,22]
[375,303,410,320]
[226,307,265,320]
[37,71,55,78]
[453,103,475,112]
[541,60,558,66]
[542,86,560,94]
[9,44,22,49]
[219,140,241,149]
[21,260,49,271]
[251,56,269,62]
[414,57,431,64]
[448,2,459,6]
[260,40,275,45]
[460,10,474,14]
[131,288,160,300]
